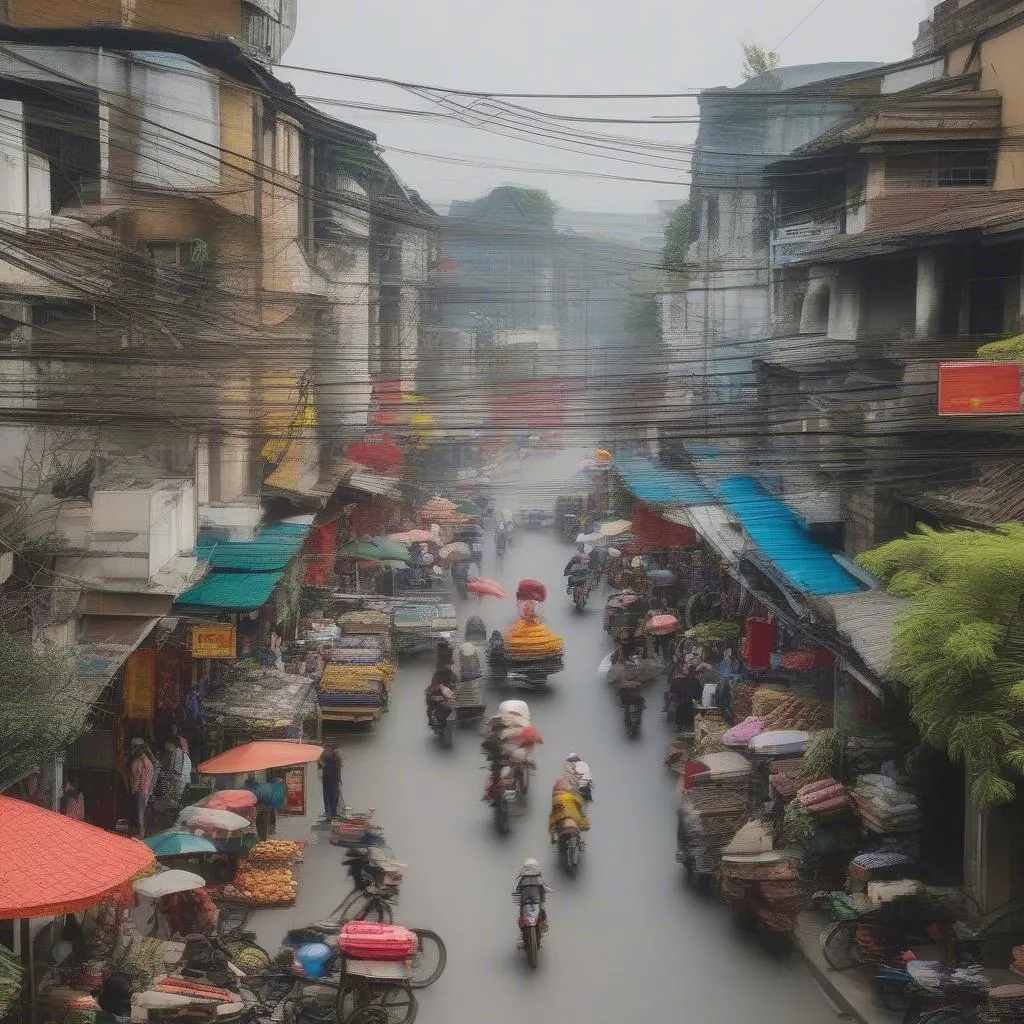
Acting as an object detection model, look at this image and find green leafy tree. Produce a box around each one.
[0,630,78,790]
[507,187,559,227]
[742,43,780,80]
[858,524,1024,807]
[662,203,692,272]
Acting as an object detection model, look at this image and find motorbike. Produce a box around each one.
[512,757,533,798]
[485,765,516,833]
[554,819,584,874]
[428,699,455,748]
[564,764,593,802]
[515,880,546,968]
[495,530,508,561]
[621,692,645,738]
[567,571,590,612]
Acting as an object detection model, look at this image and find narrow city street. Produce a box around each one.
[254,522,835,1024]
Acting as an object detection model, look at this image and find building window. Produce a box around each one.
[276,123,300,177]
[139,240,213,297]
[886,150,992,189]
[242,4,274,58]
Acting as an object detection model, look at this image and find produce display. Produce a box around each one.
[796,778,854,817]
[249,839,304,864]
[320,662,392,692]
[153,977,239,1003]
[760,694,832,732]
[0,943,22,1018]
[503,617,564,659]
[110,938,166,987]
[232,863,298,905]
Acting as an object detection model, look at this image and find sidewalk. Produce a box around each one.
[792,911,901,1024]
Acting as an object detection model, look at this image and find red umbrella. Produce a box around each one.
[197,740,323,775]
[0,797,154,918]
[468,578,507,599]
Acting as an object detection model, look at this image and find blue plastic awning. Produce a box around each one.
[715,476,862,597]
[615,455,713,506]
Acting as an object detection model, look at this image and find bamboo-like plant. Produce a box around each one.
[858,524,1024,807]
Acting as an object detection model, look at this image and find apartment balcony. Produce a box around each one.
[770,218,843,270]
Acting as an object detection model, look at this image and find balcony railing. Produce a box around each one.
[769,218,842,268]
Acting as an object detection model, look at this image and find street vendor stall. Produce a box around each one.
[391,602,457,656]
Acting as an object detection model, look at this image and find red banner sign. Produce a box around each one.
[938,361,1022,416]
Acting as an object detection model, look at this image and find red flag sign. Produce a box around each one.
[938,361,1022,416]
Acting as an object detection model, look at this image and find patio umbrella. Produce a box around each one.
[0,796,154,918]
[143,831,218,858]
[197,740,324,774]
[177,808,250,833]
[389,529,434,545]
[133,869,206,899]
[369,537,411,562]
[468,578,507,599]
[599,519,633,538]
[455,501,481,517]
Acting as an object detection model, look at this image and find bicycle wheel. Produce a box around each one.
[338,984,417,1024]
[407,929,446,989]
[332,888,370,921]
[355,898,394,924]
[821,920,859,971]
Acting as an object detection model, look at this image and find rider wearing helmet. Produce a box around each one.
[563,752,593,797]
[513,858,551,942]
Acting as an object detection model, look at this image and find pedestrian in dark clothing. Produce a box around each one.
[319,746,343,822]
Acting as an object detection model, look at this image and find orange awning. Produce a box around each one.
[197,740,324,775]
[0,796,154,919]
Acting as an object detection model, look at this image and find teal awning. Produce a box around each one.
[178,521,312,611]
[614,454,713,506]
[196,523,309,572]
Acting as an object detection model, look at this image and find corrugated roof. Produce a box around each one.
[615,455,713,506]
[196,522,310,571]
[818,590,909,679]
[175,570,283,611]
[903,462,1024,526]
[715,476,863,596]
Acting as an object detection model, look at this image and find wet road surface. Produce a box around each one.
[255,522,836,1023]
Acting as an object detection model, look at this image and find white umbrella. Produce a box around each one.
[599,519,633,538]
[178,807,250,832]
[133,869,206,899]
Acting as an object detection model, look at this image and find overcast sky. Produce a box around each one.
[281,0,932,215]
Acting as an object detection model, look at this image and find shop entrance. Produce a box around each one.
[917,745,965,886]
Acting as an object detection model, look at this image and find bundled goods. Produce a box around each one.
[110,937,165,987]
[751,688,791,719]
[731,684,756,722]
[665,733,695,773]
[761,694,832,732]
[337,922,418,962]
[694,709,728,757]
[988,985,1024,1021]
[783,801,815,844]
[770,756,809,800]
[504,617,564,659]
[250,839,304,864]
[337,610,391,635]
[0,943,22,1018]
[331,812,385,848]
[608,658,661,692]
[802,728,841,782]
[842,733,902,776]
[1012,945,1024,973]
[154,977,239,1003]
[797,778,854,817]
[320,663,388,694]
[233,863,298,905]
[723,717,764,746]
[852,774,923,833]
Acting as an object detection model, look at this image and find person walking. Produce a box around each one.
[319,745,343,822]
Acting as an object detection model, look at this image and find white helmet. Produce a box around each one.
[566,752,580,762]
[521,858,541,875]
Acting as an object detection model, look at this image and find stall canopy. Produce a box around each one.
[614,454,713,506]
[176,519,312,611]
[714,476,862,597]
[197,740,324,774]
[631,506,697,548]
[0,797,154,918]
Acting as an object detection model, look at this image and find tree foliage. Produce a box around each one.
[857,524,1024,807]
[741,43,780,80]
[0,630,78,790]
[977,335,1024,360]
[662,203,692,273]
[507,187,559,227]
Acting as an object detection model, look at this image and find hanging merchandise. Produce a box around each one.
[742,616,776,671]
[304,520,338,586]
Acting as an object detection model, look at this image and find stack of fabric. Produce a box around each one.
[797,778,854,818]
[987,985,1024,1021]
[337,610,391,635]
[769,756,808,801]
[317,663,385,710]
[852,774,923,833]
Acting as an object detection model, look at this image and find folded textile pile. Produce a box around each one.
[797,778,854,817]
[852,774,923,833]
[759,693,832,732]
[337,610,391,635]
[723,716,764,746]
[320,663,391,692]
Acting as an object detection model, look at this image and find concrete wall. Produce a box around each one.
[8,0,241,39]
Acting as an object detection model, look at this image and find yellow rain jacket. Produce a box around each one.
[549,791,590,834]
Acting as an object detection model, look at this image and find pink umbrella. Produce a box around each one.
[389,529,435,545]
[646,613,679,636]
[468,578,508,599]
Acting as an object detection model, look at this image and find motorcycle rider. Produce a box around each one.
[562,752,593,799]
[513,858,551,944]
[563,543,592,596]
[548,777,590,842]
[425,641,457,729]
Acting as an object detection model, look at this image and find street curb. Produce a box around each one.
[792,913,879,1024]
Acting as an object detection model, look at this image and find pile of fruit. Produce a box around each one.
[250,839,304,864]
[233,863,298,905]
[320,663,390,693]
[504,617,564,659]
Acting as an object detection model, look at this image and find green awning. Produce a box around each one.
[176,569,283,611]
[196,523,309,572]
